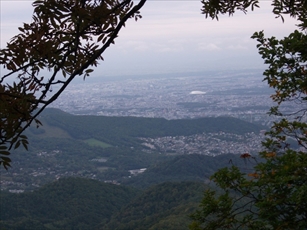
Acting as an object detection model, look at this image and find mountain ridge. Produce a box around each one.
[30,108,265,147]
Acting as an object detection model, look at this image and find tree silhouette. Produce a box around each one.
[0,0,147,169]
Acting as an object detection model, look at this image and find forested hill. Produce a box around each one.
[0,177,139,229]
[31,108,265,146]
[0,177,207,230]
[104,181,208,230]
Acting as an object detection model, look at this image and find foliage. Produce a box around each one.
[201,0,307,25]
[190,0,307,229]
[0,0,147,169]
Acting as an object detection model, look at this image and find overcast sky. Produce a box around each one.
[0,0,298,78]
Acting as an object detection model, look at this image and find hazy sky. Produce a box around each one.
[0,1,298,78]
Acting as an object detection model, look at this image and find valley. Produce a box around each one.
[1,70,285,229]
[1,108,264,192]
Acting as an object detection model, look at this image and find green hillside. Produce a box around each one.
[105,181,208,230]
[32,108,265,147]
[0,177,139,230]
[123,154,249,189]
[0,178,208,230]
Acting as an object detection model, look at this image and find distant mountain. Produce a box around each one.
[31,108,265,147]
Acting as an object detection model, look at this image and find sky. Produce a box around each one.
[0,0,298,78]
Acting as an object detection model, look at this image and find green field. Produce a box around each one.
[83,138,112,148]
[28,119,72,139]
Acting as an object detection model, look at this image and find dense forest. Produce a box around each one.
[1,178,208,229]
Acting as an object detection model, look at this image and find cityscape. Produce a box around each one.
[52,69,279,126]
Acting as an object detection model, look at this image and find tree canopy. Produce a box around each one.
[190,0,307,229]
[0,0,146,169]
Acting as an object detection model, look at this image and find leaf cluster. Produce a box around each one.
[201,0,259,20]
[252,30,307,107]
[201,0,307,27]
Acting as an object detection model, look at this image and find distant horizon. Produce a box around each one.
[1,1,297,77]
[68,67,266,84]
